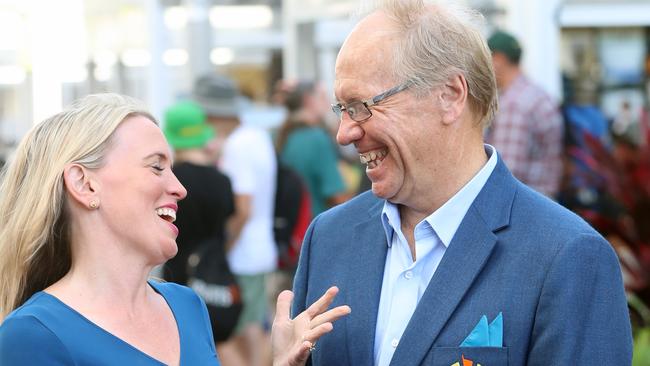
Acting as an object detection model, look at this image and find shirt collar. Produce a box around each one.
[381,144,498,247]
[381,202,400,246]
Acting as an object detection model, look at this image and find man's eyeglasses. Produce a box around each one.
[331,82,410,122]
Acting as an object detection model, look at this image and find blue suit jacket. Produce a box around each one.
[292,158,632,365]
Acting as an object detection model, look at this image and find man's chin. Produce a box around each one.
[371,183,396,201]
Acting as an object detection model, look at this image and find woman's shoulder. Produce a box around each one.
[1,292,62,325]
[1,312,60,344]
[0,297,74,364]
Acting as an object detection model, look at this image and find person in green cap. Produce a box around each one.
[163,100,238,343]
[486,30,564,198]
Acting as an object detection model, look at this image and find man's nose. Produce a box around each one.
[336,116,364,146]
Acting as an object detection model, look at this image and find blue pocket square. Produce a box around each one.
[460,312,502,347]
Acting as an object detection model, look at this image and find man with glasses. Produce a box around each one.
[291,1,631,365]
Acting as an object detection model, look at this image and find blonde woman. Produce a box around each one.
[0,93,349,365]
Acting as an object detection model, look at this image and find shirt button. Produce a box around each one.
[404,271,413,279]
[391,339,399,348]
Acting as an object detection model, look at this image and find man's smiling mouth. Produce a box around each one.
[360,149,387,169]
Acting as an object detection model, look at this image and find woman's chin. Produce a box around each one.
[158,242,179,263]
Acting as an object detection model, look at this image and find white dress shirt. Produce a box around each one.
[373,145,498,366]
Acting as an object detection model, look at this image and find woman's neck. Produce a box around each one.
[45,229,156,314]
[47,259,154,313]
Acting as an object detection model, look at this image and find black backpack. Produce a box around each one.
[273,163,311,270]
[186,237,243,343]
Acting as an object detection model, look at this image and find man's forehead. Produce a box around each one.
[334,45,394,99]
[342,12,396,52]
[333,11,399,96]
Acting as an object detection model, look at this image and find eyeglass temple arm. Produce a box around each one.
[368,83,411,107]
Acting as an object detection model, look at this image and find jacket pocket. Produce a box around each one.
[428,346,508,365]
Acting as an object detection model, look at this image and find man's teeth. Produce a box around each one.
[155,208,177,222]
[359,150,387,165]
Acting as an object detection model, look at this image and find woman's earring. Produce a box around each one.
[89,200,99,209]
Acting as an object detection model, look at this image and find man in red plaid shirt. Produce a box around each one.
[486,31,564,198]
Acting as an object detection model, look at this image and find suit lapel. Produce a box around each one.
[346,202,387,366]
[390,158,516,366]
[389,207,497,365]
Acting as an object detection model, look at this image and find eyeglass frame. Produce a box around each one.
[331,82,411,123]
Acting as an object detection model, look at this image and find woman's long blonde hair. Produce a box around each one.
[0,93,155,320]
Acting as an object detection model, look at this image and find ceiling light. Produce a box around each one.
[163,48,189,66]
[121,49,151,67]
[210,48,234,65]
[209,6,273,29]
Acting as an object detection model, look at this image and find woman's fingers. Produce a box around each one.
[309,305,351,329]
[303,286,339,319]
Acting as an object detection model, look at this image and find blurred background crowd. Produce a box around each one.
[0,0,650,364]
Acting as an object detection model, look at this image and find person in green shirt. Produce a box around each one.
[276,81,349,216]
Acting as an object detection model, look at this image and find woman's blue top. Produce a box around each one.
[0,280,220,365]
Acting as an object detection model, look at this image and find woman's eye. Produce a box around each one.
[152,165,164,172]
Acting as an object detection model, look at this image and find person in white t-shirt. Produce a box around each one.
[193,74,277,366]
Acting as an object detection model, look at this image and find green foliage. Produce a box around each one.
[633,327,650,366]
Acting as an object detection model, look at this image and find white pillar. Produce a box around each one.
[501,0,563,100]
[282,0,298,79]
[296,22,317,80]
[29,0,85,123]
[146,0,171,123]
[318,47,337,97]
[185,0,213,83]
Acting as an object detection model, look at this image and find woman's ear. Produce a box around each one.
[439,73,468,125]
[63,164,99,210]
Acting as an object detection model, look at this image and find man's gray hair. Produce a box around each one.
[357,0,498,127]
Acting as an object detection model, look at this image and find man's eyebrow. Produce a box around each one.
[335,88,366,103]
[334,94,356,104]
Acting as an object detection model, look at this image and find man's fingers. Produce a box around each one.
[304,286,339,318]
[301,322,334,344]
[296,341,313,363]
[309,305,351,328]
[275,290,294,322]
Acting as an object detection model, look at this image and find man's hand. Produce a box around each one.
[271,287,351,366]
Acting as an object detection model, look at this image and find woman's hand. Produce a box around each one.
[271,286,351,366]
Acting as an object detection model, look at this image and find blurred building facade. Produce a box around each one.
[0,0,649,159]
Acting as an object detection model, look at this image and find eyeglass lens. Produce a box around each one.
[346,102,371,121]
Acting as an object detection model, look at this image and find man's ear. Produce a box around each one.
[439,73,468,125]
[62,164,99,210]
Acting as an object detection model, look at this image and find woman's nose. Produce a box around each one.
[169,172,187,200]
